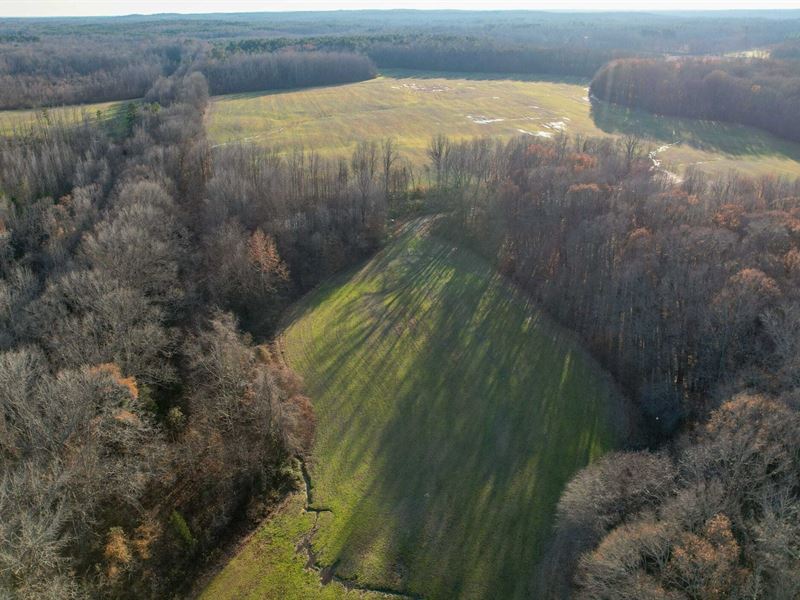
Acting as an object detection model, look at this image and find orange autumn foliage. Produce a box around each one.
[667,514,749,600]
[88,363,139,400]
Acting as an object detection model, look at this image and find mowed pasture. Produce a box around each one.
[207,69,800,179]
[202,220,629,600]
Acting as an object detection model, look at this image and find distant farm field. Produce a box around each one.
[207,70,800,179]
[202,219,629,600]
[0,100,125,134]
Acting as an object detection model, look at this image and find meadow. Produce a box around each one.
[202,219,629,599]
[207,69,800,179]
[0,100,125,134]
[3,71,799,179]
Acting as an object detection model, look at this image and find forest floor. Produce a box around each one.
[206,69,800,179]
[200,218,629,600]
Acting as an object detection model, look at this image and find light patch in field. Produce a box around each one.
[517,128,553,138]
[393,81,450,93]
[467,115,506,125]
[545,120,567,131]
[649,143,676,168]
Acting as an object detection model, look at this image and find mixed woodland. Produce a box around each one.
[424,134,800,598]
[0,65,388,597]
[1,11,800,599]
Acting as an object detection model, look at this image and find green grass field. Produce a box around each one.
[202,219,629,599]
[207,70,800,179]
[0,100,126,135]
[199,492,384,600]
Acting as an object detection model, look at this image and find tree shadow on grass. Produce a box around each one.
[381,68,589,86]
[285,222,628,599]
[590,97,800,162]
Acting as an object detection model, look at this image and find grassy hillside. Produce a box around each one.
[199,492,384,600]
[207,70,800,179]
[203,219,629,599]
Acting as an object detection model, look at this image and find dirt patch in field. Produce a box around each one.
[391,82,450,93]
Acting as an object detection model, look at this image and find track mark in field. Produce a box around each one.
[648,142,682,183]
[466,114,506,124]
[297,457,423,600]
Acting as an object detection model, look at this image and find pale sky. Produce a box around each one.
[2,0,800,18]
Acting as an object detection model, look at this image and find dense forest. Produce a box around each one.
[0,40,377,109]
[218,35,630,78]
[200,51,376,95]
[591,57,800,144]
[4,10,798,54]
[364,39,624,78]
[421,134,800,598]
[772,39,800,60]
[0,66,392,597]
[2,9,800,109]
[0,41,183,109]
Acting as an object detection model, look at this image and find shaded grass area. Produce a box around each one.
[591,98,800,179]
[207,69,800,179]
[250,219,627,599]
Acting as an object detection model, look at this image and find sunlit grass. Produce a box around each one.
[207,69,800,179]
[0,100,126,135]
[200,492,381,600]
[207,70,595,165]
[205,220,628,599]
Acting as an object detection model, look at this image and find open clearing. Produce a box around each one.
[207,69,800,179]
[202,220,628,599]
[4,72,798,179]
[0,100,125,134]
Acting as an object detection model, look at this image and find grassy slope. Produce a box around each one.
[207,70,800,179]
[200,493,382,600]
[204,220,628,599]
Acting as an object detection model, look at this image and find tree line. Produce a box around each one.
[421,133,800,598]
[368,39,626,78]
[0,40,183,109]
[591,57,800,144]
[0,63,391,597]
[7,10,800,57]
[6,12,800,111]
[200,51,377,96]
[218,35,630,79]
[0,40,376,110]
[772,39,800,61]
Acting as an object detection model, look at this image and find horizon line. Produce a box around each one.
[5,7,800,19]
